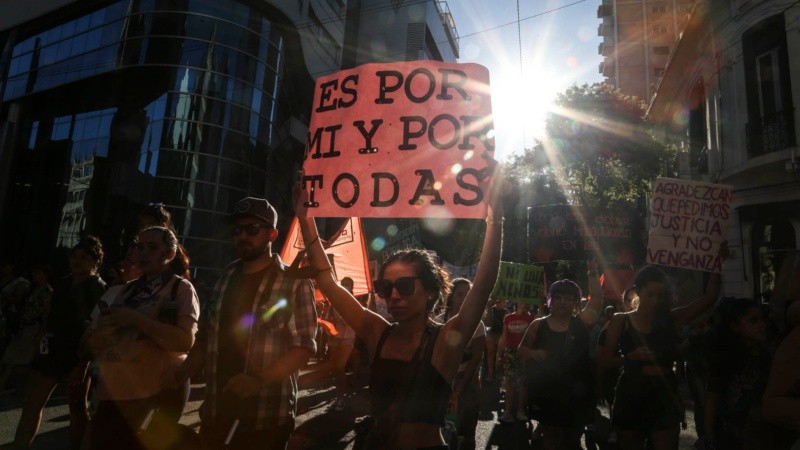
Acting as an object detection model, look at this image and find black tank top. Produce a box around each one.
[369,324,451,426]
[535,317,592,381]
[619,315,678,370]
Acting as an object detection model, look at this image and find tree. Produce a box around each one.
[539,82,677,208]
[500,83,677,266]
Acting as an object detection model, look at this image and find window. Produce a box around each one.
[651,5,667,13]
[743,14,795,155]
[688,80,708,174]
[755,49,781,118]
[654,68,665,78]
[753,220,796,303]
[653,46,670,55]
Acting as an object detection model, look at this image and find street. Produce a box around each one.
[0,361,700,449]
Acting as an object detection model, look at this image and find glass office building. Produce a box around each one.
[0,0,315,279]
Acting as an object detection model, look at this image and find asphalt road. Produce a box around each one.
[0,363,700,449]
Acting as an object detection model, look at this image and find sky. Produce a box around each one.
[448,0,605,161]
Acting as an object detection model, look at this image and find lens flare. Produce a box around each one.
[371,237,386,251]
[261,299,288,322]
[236,313,256,337]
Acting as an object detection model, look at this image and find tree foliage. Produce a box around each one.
[513,83,677,209]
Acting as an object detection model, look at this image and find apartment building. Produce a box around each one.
[598,0,696,101]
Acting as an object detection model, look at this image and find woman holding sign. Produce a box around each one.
[597,243,727,450]
[296,166,503,449]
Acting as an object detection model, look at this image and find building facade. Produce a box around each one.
[0,0,458,279]
[647,0,800,302]
[598,0,696,101]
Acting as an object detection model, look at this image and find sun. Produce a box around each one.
[489,69,560,160]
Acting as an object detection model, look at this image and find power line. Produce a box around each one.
[458,0,588,41]
[309,0,588,76]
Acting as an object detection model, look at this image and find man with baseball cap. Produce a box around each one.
[182,196,317,449]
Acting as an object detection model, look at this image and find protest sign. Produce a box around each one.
[280,217,372,299]
[297,61,495,218]
[443,260,478,281]
[646,177,733,273]
[528,205,642,263]
[491,262,545,305]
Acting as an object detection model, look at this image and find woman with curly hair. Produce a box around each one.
[296,169,503,449]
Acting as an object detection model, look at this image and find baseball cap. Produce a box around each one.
[226,197,277,227]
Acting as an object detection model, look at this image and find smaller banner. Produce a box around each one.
[646,177,733,273]
[442,261,479,281]
[490,262,545,305]
[280,217,373,299]
[528,205,641,263]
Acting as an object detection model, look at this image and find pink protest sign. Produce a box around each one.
[646,177,733,273]
[297,61,495,218]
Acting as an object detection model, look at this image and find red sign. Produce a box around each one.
[297,61,495,218]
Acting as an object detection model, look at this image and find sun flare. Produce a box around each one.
[490,69,560,160]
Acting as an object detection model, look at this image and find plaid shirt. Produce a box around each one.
[201,254,317,428]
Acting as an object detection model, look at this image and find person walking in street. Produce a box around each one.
[0,262,31,353]
[704,297,771,450]
[437,277,485,450]
[518,271,603,450]
[178,197,317,450]
[597,242,727,450]
[0,264,52,389]
[13,236,106,450]
[484,298,508,384]
[296,165,503,449]
[497,301,534,424]
[85,226,200,450]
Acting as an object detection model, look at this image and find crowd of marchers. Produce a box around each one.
[0,175,798,450]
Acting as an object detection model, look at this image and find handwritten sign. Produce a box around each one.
[491,262,545,305]
[297,61,495,218]
[646,177,733,272]
[528,205,642,263]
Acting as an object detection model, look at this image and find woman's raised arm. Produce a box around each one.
[445,163,504,347]
[671,241,728,327]
[297,216,387,341]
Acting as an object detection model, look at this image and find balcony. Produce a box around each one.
[597,4,613,18]
[746,109,797,156]
[598,42,613,56]
[602,61,615,78]
[597,22,613,36]
[435,1,459,58]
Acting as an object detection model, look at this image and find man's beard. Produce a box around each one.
[236,244,267,261]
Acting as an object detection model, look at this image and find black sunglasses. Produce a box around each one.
[230,223,270,236]
[374,277,420,298]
